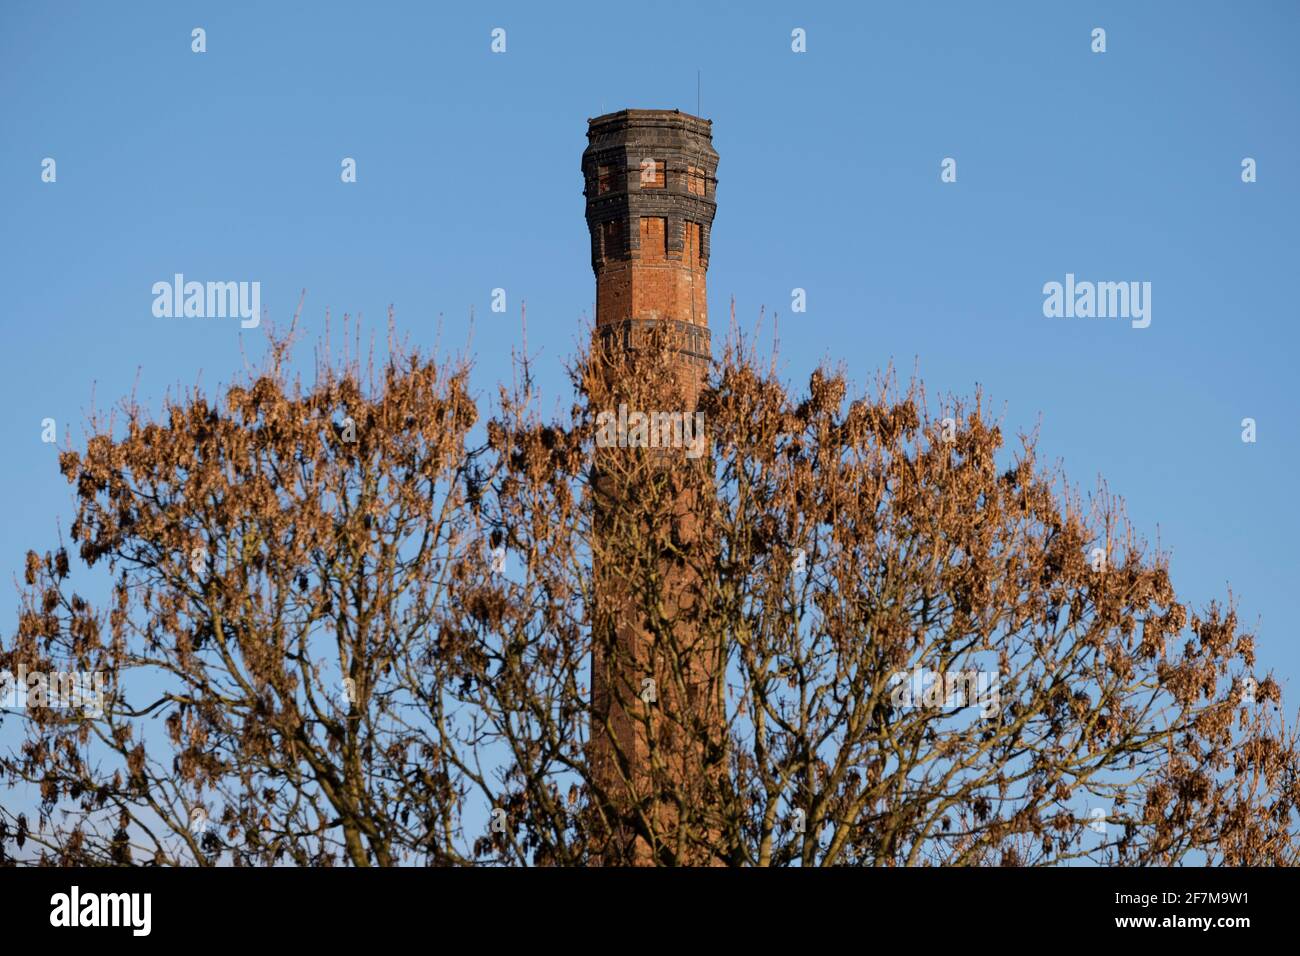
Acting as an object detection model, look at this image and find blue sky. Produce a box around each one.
[1,0,1297,706]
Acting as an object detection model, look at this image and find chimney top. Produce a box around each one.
[587,108,712,132]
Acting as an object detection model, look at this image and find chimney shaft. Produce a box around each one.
[583,109,723,865]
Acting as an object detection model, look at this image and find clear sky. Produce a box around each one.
[2,0,1297,706]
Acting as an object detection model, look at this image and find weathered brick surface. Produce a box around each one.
[584,110,723,864]
[583,109,718,338]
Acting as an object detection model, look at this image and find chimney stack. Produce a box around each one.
[583,109,723,865]
[583,109,718,370]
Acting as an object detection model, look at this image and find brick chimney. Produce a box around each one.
[582,109,723,865]
[583,109,718,376]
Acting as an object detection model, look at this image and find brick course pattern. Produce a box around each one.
[583,109,719,365]
[583,110,723,864]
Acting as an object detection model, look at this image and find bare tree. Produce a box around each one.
[2,319,1295,866]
